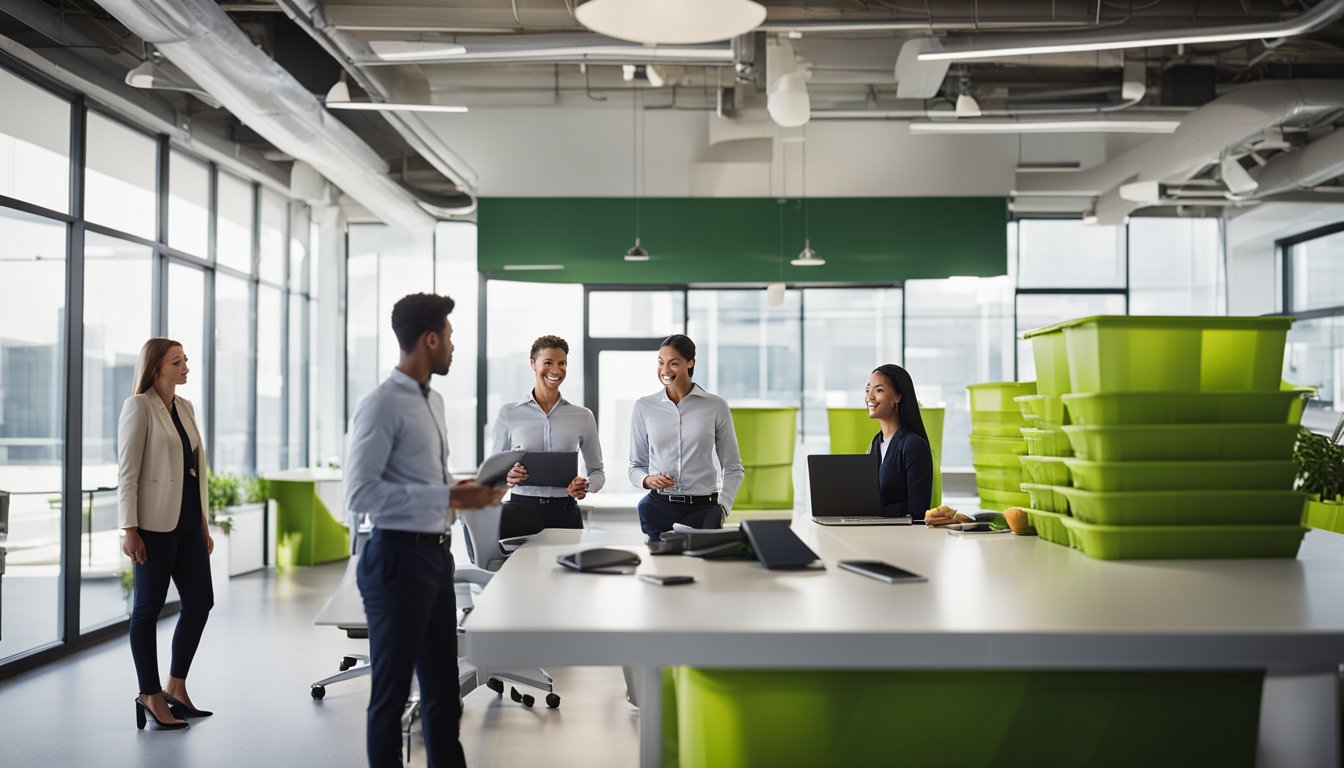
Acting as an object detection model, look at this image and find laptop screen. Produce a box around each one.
[807,453,883,518]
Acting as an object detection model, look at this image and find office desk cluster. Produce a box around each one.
[464,518,1344,768]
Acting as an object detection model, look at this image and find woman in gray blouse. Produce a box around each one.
[628,334,745,542]
[494,335,604,528]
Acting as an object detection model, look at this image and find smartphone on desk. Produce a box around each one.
[837,560,926,584]
[638,574,695,586]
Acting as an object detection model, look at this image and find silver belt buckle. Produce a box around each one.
[669,494,687,504]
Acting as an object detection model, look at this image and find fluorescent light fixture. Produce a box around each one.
[916,1,1344,62]
[576,0,767,45]
[954,93,981,117]
[325,80,467,113]
[502,264,565,271]
[125,60,223,108]
[791,239,825,266]
[368,40,467,61]
[624,238,651,262]
[909,118,1181,134]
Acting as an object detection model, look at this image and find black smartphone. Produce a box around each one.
[638,574,695,586]
[837,560,927,584]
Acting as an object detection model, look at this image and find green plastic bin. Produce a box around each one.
[967,381,1037,412]
[1060,517,1306,560]
[1014,394,1068,427]
[672,667,1262,768]
[1061,391,1304,426]
[1020,483,1070,514]
[1020,427,1074,457]
[1026,315,1292,393]
[1019,456,1071,486]
[973,464,1024,488]
[978,486,1030,511]
[1303,499,1344,534]
[1057,487,1306,526]
[269,479,350,568]
[1025,328,1071,395]
[969,409,1028,437]
[732,407,798,510]
[1061,423,1300,461]
[970,450,1025,469]
[1024,507,1072,547]
[969,435,1028,456]
[1063,459,1297,492]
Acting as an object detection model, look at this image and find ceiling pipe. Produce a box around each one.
[95,0,436,230]
[1245,126,1344,199]
[922,0,1344,60]
[273,0,479,213]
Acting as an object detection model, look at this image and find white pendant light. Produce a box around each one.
[790,136,825,267]
[576,0,767,45]
[954,92,981,118]
[624,237,650,261]
[767,71,811,128]
[624,91,650,262]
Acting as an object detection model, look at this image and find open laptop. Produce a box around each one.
[807,453,912,526]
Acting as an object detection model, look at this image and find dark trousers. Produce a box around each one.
[505,494,582,531]
[637,492,723,543]
[129,523,214,694]
[357,529,465,768]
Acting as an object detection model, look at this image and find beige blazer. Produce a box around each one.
[117,392,210,532]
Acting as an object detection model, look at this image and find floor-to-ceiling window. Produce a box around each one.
[1282,223,1344,433]
[800,288,903,442]
[0,59,324,674]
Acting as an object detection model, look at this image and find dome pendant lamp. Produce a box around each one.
[576,0,768,45]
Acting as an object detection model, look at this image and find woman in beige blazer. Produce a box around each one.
[118,337,214,730]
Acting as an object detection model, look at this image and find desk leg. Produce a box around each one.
[1257,668,1340,768]
[639,666,663,768]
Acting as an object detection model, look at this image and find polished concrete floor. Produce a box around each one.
[0,527,639,768]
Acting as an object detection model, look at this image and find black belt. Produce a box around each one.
[658,492,719,505]
[376,528,450,545]
[511,494,574,504]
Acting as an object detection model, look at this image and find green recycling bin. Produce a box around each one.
[731,407,798,510]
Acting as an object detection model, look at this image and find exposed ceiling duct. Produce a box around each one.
[1013,80,1344,222]
[95,0,437,231]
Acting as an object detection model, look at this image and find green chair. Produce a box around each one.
[729,407,798,517]
[268,477,349,568]
[826,406,943,509]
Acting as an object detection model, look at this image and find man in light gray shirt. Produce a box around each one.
[345,292,505,768]
[628,334,745,542]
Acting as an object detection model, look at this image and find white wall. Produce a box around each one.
[428,105,1115,198]
[1226,202,1344,315]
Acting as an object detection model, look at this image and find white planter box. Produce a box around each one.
[217,503,266,577]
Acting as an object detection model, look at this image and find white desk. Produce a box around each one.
[464,523,1344,767]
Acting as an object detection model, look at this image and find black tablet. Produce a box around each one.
[520,451,579,488]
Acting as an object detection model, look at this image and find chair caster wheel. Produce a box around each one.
[487,677,504,694]
[340,656,357,671]
[509,686,522,703]
[521,694,535,708]
[546,693,561,708]
[311,684,326,700]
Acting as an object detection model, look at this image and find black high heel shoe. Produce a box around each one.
[135,697,189,730]
[163,692,213,718]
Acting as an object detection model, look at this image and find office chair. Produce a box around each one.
[458,500,562,709]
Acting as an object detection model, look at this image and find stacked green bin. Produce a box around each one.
[826,406,944,508]
[730,407,798,518]
[1022,315,1307,560]
[968,382,1035,511]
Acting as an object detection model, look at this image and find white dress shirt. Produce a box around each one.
[492,392,605,498]
[345,368,456,534]
[627,384,745,510]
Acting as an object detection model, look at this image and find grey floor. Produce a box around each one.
[0,550,639,767]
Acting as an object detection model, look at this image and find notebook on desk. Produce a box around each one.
[807,453,912,526]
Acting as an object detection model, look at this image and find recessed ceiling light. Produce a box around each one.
[909,119,1180,134]
[368,40,467,61]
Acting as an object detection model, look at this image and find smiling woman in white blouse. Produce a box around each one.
[495,335,605,529]
[627,334,745,543]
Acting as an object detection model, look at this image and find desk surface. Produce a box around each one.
[464,523,1344,670]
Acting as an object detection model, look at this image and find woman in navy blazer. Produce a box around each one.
[865,364,934,521]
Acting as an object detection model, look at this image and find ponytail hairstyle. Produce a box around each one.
[872,363,928,443]
[658,334,697,378]
[132,338,183,396]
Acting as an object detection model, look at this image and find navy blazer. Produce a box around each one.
[868,428,934,521]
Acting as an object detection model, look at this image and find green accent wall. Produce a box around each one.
[478,197,1008,284]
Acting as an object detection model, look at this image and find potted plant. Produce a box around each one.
[208,472,268,577]
[1293,428,1344,535]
